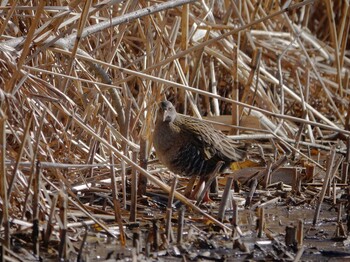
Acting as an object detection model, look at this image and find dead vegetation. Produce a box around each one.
[0,0,350,261]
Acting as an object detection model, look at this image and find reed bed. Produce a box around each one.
[0,0,349,260]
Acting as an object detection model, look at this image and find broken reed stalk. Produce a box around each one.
[218,177,234,222]
[247,155,288,183]
[297,219,304,248]
[44,194,58,248]
[132,226,141,254]
[333,180,337,205]
[257,207,265,238]
[77,224,89,262]
[231,198,238,227]
[313,146,336,225]
[177,206,185,244]
[258,197,281,208]
[335,203,346,237]
[230,198,244,237]
[152,219,159,252]
[285,225,297,248]
[294,247,305,262]
[292,168,300,193]
[262,162,272,188]
[245,178,258,208]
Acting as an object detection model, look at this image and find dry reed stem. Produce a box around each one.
[313,146,336,225]
[0,111,9,249]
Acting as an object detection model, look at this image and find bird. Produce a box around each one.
[153,100,246,202]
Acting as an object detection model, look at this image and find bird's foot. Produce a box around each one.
[201,191,213,203]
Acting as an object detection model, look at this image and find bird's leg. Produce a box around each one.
[196,161,224,205]
[210,177,218,195]
[189,176,206,200]
[184,176,197,198]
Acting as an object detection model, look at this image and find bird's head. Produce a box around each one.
[158,100,176,123]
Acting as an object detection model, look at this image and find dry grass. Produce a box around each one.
[0,0,349,260]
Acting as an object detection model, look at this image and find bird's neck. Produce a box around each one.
[155,118,180,136]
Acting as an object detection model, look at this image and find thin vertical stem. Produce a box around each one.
[58,187,68,260]
[166,176,178,242]
[8,112,33,199]
[0,112,9,248]
[218,177,234,222]
[177,206,185,244]
[313,146,336,225]
[109,131,126,246]
[44,194,58,248]
[22,109,46,219]
[138,138,148,196]
[32,161,41,256]
[130,151,138,222]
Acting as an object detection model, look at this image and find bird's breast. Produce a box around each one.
[153,122,178,154]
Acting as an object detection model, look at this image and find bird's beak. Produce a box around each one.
[163,110,172,122]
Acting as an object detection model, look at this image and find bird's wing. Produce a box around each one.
[176,115,245,161]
